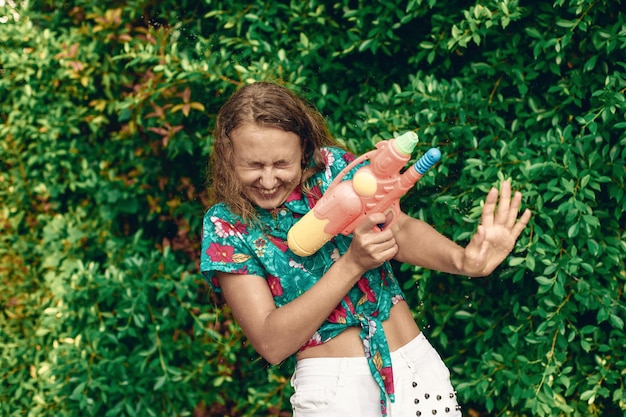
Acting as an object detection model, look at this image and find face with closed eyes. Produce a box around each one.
[230,124,304,210]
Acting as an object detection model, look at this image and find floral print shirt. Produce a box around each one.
[201,147,406,413]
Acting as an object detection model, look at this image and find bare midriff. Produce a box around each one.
[296,300,421,359]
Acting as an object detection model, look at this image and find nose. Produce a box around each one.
[259,166,278,189]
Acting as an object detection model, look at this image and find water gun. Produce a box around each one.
[287,131,441,257]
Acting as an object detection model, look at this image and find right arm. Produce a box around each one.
[217,213,397,364]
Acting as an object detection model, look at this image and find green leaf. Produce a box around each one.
[567,223,580,238]
[535,276,554,286]
[153,376,167,391]
[454,310,474,320]
[609,314,624,330]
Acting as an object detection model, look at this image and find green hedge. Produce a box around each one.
[1,0,624,416]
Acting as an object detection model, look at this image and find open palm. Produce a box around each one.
[461,180,532,277]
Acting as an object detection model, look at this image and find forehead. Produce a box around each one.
[231,124,302,162]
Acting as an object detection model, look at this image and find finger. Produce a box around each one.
[481,187,499,228]
[494,180,512,225]
[506,191,523,229]
[383,242,399,261]
[510,208,532,240]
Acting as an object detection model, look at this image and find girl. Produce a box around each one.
[201,82,531,416]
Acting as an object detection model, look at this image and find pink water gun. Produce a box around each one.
[287,131,441,257]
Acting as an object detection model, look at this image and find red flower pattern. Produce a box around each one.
[268,235,289,252]
[379,366,394,393]
[357,277,377,303]
[267,274,284,296]
[206,242,234,263]
[328,304,347,324]
[285,188,301,203]
[305,184,323,207]
[343,152,356,164]
[343,295,356,314]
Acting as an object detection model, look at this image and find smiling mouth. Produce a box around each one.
[258,187,279,196]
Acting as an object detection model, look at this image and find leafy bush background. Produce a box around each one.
[1,0,624,416]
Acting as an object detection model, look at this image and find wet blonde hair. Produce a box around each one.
[208,82,340,221]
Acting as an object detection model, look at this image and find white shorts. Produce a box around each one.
[290,332,462,417]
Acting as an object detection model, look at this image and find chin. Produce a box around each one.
[250,194,286,210]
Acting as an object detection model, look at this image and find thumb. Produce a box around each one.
[356,213,387,234]
[368,213,388,230]
[466,225,489,260]
[472,225,487,247]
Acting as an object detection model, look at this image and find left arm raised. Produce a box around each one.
[391,180,531,277]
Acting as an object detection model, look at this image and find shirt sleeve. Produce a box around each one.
[200,204,266,292]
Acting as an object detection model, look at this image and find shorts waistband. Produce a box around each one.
[295,355,371,376]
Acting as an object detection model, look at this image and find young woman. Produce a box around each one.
[201,82,531,416]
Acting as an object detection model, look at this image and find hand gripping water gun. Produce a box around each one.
[287,131,441,257]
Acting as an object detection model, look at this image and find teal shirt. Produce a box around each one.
[201,147,406,412]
